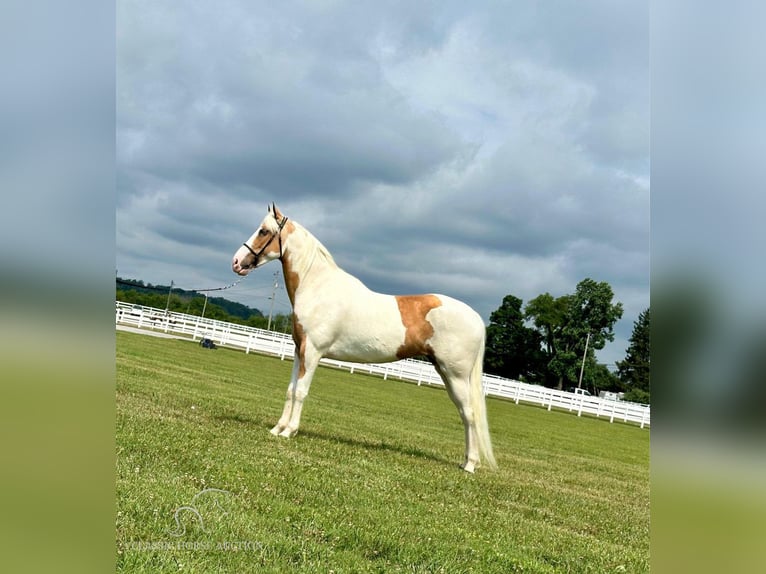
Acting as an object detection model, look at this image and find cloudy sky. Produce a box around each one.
[116,0,648,368]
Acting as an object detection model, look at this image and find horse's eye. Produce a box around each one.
[258,228,269,236]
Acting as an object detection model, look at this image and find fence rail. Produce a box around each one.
[116,302,650,428]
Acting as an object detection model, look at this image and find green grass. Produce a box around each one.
[116,331,649,573]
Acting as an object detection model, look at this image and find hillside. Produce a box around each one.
[116,277,278,329]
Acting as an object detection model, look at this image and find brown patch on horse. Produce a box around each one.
[292,315,307,379]
[283,267,300,306]
[280,222,300,305]
[395,295,442,359]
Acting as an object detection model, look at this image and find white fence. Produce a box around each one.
[116,302,650,428]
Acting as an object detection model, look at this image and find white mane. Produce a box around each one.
[288,221,338,275]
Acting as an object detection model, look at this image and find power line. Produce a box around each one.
[190,276,248,293]
[116,276,247,294]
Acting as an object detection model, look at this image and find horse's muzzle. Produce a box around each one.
[232,255,253,276]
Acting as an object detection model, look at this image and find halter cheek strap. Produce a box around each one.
[242,215,289,266]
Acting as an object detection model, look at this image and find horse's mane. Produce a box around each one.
[292,221,338,270]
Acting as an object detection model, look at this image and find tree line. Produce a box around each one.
[484,278,649,404]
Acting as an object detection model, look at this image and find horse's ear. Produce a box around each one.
[272,203,283,220]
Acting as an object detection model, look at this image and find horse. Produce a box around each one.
[232,204,496,473]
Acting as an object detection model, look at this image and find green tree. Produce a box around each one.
[525,278,623,389]
[484,295,543,381]
[590,363,623,394]
[616,308,650,403]
[565,278,624,388]
[523,292,570,387]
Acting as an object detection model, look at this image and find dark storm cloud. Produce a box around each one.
[117,0,467,201]
[117,1,649,366]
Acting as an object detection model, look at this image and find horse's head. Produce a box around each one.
[232,203,289,275]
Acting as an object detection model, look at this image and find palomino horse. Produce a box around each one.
[232,204,496,472]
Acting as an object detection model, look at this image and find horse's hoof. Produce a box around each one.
[269,425,283,436]
[278,428,296,438]
[460,461,476,474]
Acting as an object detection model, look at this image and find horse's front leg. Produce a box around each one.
[270,351,302,436]
[277,344,321,438]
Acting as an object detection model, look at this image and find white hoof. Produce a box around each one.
[278,427,297,438]
[270,425,283,436]
[460,461,476,474]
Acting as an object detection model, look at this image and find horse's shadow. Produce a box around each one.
[215,412,454,467]
[297,427,453,466]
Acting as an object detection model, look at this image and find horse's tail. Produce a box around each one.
[470,331,497,470]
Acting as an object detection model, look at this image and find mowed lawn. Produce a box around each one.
[116,331,649,573]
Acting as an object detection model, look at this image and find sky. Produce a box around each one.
[116,0,649,369]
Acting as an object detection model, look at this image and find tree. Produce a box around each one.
[484,295,543,381]
[525,278,623,390]
[616,308,650,403]
[523,292,570,387]
[590,363,623,394]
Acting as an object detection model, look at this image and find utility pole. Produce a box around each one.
[201,293,209,319]
[577,331,591,389]
[165,280,174,312]
[267,271,280,331]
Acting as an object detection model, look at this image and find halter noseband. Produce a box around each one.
[242,215,289,267]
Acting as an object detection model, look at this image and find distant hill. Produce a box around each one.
[116,277,264,321]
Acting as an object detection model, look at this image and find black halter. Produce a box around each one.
[242,215,289,267]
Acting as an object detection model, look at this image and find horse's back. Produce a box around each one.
[312,288,483,364]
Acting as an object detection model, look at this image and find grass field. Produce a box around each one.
[116,330,649,573]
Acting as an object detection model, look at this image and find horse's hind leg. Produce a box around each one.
[432,360,480,473]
